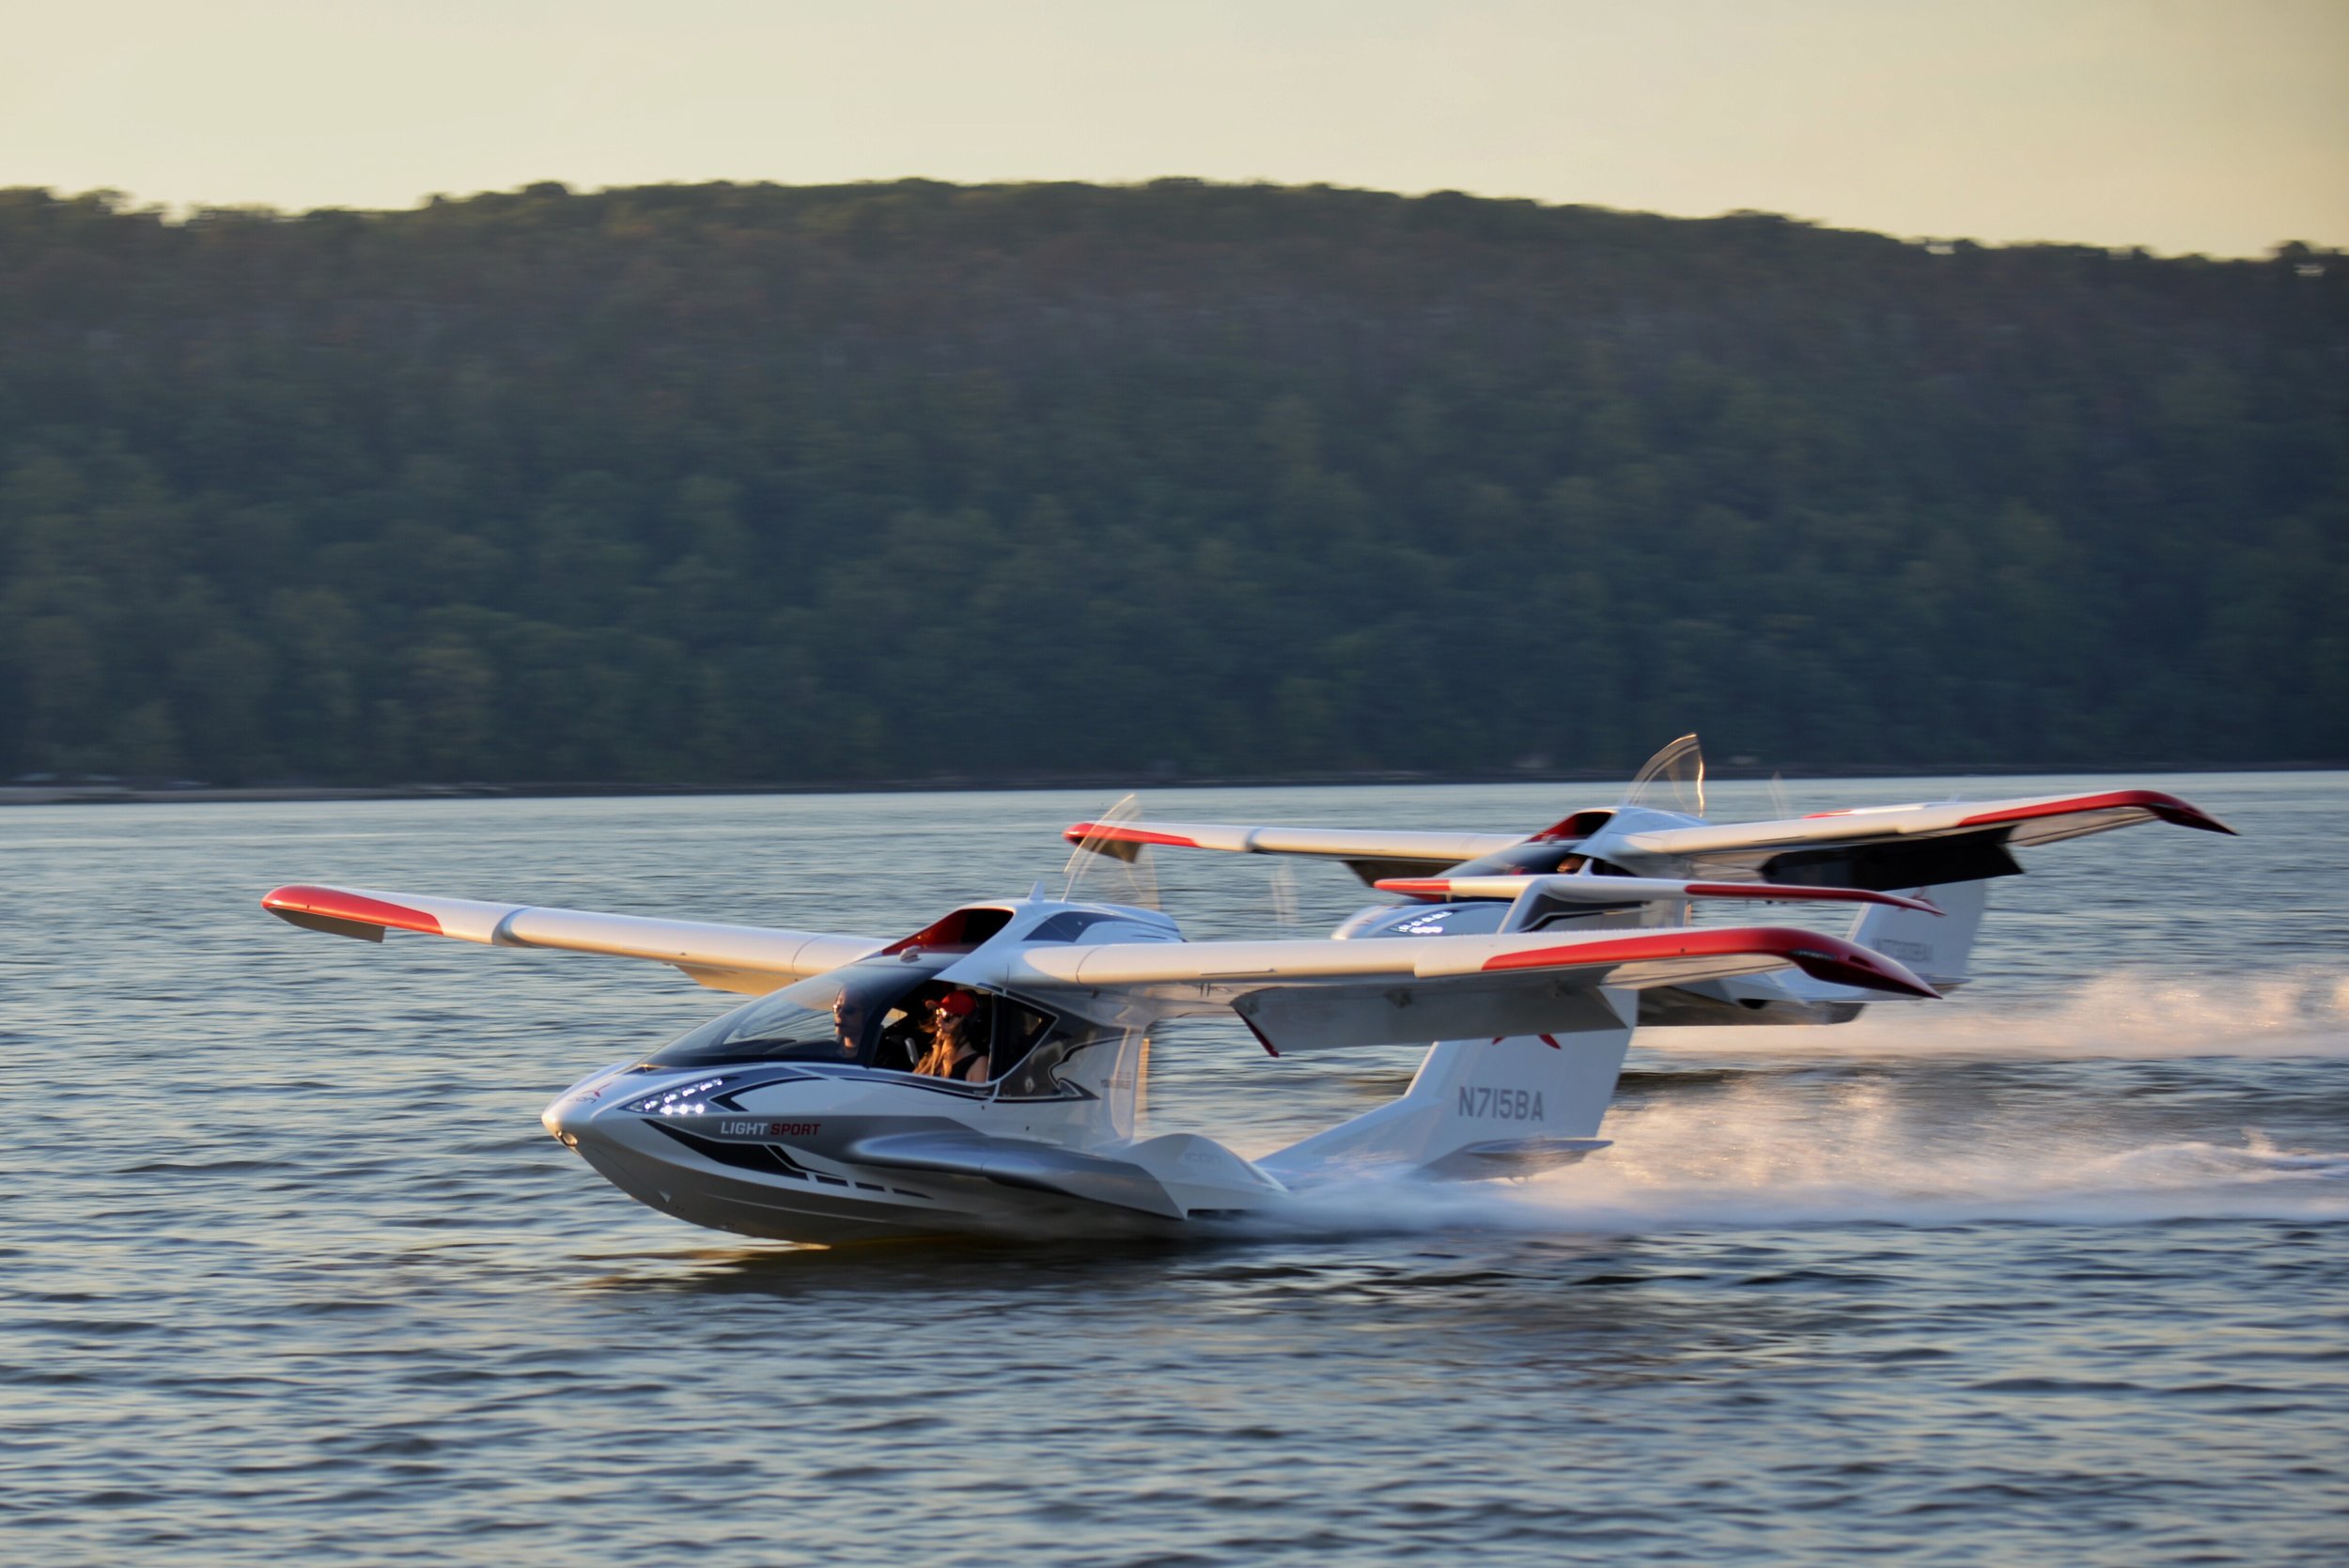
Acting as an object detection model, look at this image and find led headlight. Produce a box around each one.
[623,1077,727,1115]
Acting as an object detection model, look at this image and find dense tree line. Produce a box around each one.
[0,179,2341,785]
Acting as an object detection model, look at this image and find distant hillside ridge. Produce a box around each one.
[0,179,2341,784]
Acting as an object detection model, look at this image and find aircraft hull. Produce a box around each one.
[569,1130,1221,1246]
[546,1063,1282,1246]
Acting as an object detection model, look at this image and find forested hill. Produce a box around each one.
[1,180,2342,786]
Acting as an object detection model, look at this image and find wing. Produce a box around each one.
[1061,817,1522,884]
[1372,873,1941,913]
[1016,924,1936,1053]
[1606,787,2234,888]
[261,883,884,995]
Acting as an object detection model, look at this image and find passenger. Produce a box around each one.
[910,1001,952,1076]
[913,991,988,1081]
[943,1005,991,1082]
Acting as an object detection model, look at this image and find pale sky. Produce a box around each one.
[4,0,2342,256]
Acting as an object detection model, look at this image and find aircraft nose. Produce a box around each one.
[543,1062,638,1146]
[542,1085,604,1146]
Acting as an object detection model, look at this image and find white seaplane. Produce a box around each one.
[260,831,1941,1246]
[261,741,2229,1248]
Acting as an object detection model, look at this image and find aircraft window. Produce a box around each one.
[1023,910,1130,943]
[996,1019,1108,1100]
[987,996,1056,1080]
[641,957,954,1069]
[1471,843,1602,875]
[868,984,1059,1083]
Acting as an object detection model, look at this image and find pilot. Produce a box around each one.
[913,990,988,1082]
[831,992,868,1061]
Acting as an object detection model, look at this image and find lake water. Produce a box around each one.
[4,773,2345,1563]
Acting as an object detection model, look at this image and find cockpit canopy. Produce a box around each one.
[640,954,1054,1081]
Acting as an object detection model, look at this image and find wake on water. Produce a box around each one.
[1264,1125,2349,1241]
[1269,1114,2349,1242]
[1258,968,2349,1240]
[1663,967,2349,1061]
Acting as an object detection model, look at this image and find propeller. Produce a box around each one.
[1622,732,1705,817]
[1060,793,1161,910]
[1268,861,1299,929]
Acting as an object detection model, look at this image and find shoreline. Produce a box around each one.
[3,758,2340,807]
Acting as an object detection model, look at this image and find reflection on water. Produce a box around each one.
[2,772,2345,1564]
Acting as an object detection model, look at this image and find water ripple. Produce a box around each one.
[3,778,2345,1564]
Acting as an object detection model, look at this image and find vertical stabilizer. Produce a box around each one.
[1846,877,1988,989]
[1257,990,1635,1184]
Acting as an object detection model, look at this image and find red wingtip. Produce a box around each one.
[1781,939,1941,1000]
[1957,788,2236,836]
[2149,796,2238,836]
[1062,823,1202,849]
[262,884,443,937]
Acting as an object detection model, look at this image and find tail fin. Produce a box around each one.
[1257,991,1634,1185]
[1844,878,1989,991]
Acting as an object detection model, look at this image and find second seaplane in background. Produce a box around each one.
[260,810,1940,1246]
[1062,735,2236,1029]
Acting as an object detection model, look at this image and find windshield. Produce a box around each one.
[641,956,956,1069]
